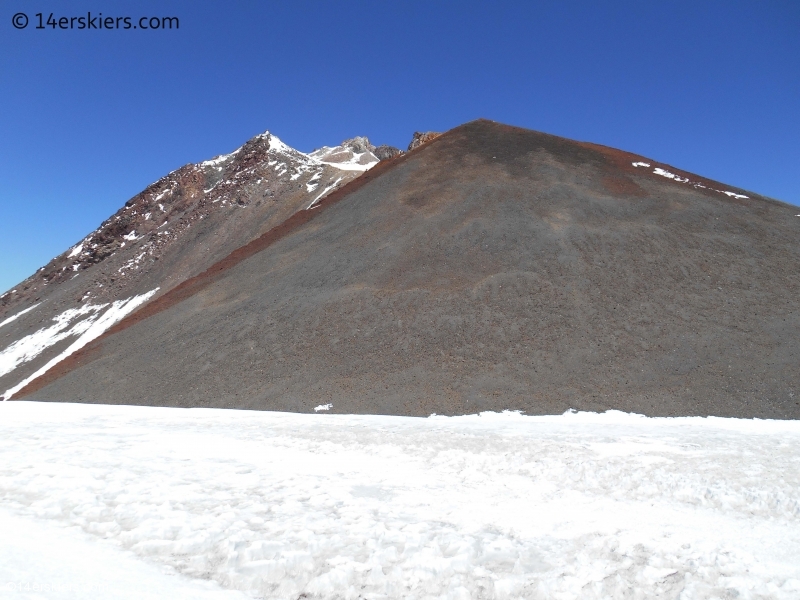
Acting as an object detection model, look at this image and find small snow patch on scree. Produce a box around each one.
[2,288,159,400]
[0,303,40,330]
[632,161,651,167]
[653,167,689,183]
[314,403,332,411]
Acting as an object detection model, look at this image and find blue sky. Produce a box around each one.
[1,1,798,293]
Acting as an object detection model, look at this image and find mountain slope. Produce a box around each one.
[6,120,800,417]
[0,132,387,399]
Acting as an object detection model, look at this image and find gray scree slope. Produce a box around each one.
[21,120,800,418]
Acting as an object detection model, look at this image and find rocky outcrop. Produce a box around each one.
[373,145,403,161]
[407,131,442,152]
[341,137,375,154]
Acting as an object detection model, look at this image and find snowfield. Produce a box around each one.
[1,403,799,599]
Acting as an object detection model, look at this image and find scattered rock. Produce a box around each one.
[407,131,441,152]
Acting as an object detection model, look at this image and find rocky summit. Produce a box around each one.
[2,120,798,418]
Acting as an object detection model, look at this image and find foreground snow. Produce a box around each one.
[1,403,799,599]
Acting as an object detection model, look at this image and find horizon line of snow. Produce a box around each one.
[2,288,159,401]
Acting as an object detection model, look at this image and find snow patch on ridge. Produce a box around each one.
[722,190,749,199]
[1,289,159,400]
[200,148,241,168]
[633,162,749,199]
[267,134,296,156]
[306,177,343,210]
[308,146,379,172]
[653,167,689,183]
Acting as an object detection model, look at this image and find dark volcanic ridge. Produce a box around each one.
[2,120,798,419]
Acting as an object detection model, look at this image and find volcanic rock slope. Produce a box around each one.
[5,120,800,418]
[0,133,379,399]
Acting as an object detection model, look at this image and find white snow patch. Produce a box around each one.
[123,231,138,241]
[319,157,377,171]
[646,166,749,200]
[632,162,651,168]
[2,289,158,400]
[722,190,749,199]
[68,244,84,258]
[308,145,379,172]
[267,134,295,156]
[314,403,332,412]
[653,167,689,183]
[0,303,104,379]
[306,177,343,210]
[0,405,798,599]
[153,188,173,202]
[0,303,40,330]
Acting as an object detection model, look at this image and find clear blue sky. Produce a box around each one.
[1,1,798,293]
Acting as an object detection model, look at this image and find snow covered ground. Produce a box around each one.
[1,402,799,599]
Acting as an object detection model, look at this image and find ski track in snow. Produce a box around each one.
[1,404,798,599]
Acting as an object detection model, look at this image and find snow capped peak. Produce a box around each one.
[267,133,294,155]
[195,130,382,174]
